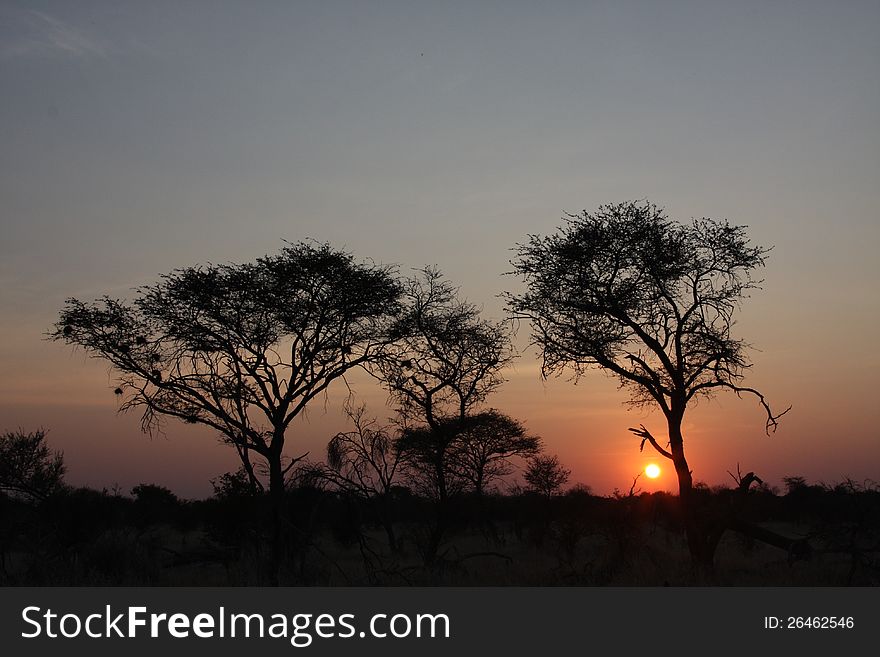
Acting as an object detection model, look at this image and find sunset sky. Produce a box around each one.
[1,0,878,498]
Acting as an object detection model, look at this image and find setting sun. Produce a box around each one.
[645,464,661,479]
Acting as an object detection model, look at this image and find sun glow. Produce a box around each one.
[645,463,661,479]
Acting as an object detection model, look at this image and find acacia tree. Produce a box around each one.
[376,267,512,503]
[373,268,512,561]
[0,429,65,502]
[506,201,789,568]
[394,410,539,498]
[52,242,402,575]
[524,454,570,499]
[455,410,541,496]
[394,418,468,501]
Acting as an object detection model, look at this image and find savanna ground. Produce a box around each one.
[3,479,878,586]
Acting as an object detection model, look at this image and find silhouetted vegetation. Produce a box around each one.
[312,404,404,552]
[21,220,871,587]
[506,201,791,570]
[2,436,877,585]
[0,429,65,502]
[524,454,570,498]
[51,242,403,581]
[371,267,515,565]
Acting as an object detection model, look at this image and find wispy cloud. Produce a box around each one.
[1,9,108,60]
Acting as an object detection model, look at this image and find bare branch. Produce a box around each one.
[692,381,791,434]
[727,462,763,491]
[628,424,673,460]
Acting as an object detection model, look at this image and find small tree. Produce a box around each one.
[321,405,402,550]
[373,267,511,562]
[782,476,809,495]
[375,267,512,502]
[524,454,570,498]
[507,201,789,568]
[52,241,402,578]
[324,405,401,499]
[0,429,65,502]
[211,468,259,499]
[395,418,468,500]
[456,410,541,496]
[130,483,181,527]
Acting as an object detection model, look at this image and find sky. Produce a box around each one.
[1,0,878,498]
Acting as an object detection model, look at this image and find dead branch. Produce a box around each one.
[727,462,763,492]
[628,425,673,460]
[727,384,792,434]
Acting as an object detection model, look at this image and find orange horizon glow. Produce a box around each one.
[2,347,879,500]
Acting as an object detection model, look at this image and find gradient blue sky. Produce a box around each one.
[1,0,878,497]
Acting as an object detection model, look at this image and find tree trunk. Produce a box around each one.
[267,451,286,586]
[378,494,398,553]
[667,412,715,575]
[475,470,484,497]
[434,454,447,503]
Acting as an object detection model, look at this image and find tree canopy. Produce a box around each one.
[0,429,65,502]
[524,454,570,498]
[506,200,789,567]
[453,410,541,496]
[506,201,788,430]
[52,241,403,502]
[374,267,513,501]
[377,267,512,427]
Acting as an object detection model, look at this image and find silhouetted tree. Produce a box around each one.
[0,429,65,502]
[324,405,402,499]
[376,267,512,502]
[524,454,570,498]
[456,410,541,496]
[130,483,181,528]
[395,417,468,500]
[373,268,511,563]
[507,201,789,568]
[52,242,402,580]
[211,467,260,499]
[321,404,403,550]
[131,483,179,506]
[783,475,809,495]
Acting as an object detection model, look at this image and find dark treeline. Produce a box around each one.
[1,431,879,586]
